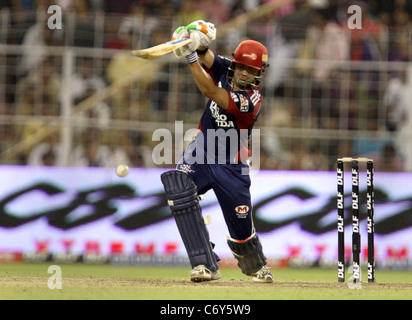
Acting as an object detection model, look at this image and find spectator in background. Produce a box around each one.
[54,0,75,12]
[72,128,132,167]
[71,128,104,166]
[197,0,231,25]
[147,0,179,17]
[177,0,207,26]
[345,1,385,61]
[328,140,355,170]
[260,129,286,169]
[297,3,348,129]
[288,144,310,170]
[17,8,60,76]
[265,25,301,96]
[105,26,160,117]
[67,0,97,47]
[103,0,135,14]
[14,83,36,144]
[14,82,35,114]
[117,2,158,49]
[389,8,412,62]
[375,143,404,172]
[103,15,127,50]
[15,56,61,109]
[383,66,412,171]
[67,58,106,104]
[265,0,311,100]
[27,133,61,166]
[229,0,250,17]
[0,124,14,159]
[105,131,132,167]
[73,87,111,136]
[308,6,349,83]
[14,84,61,164]
[2,0,38,45]
[302,145,329,171]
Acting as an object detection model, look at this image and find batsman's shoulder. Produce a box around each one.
[204,52,230,74]
[216,53,231,67]
[249,89,262,106]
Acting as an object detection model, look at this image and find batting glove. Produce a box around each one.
[186,20,216,48]
[171,26,200,62]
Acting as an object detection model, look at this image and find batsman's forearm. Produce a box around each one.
[189,61,216,98]
[197,48,215,69]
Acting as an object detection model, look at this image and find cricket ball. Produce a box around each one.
[116,164,129,177]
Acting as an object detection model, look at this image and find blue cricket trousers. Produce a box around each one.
[176,161,254,241]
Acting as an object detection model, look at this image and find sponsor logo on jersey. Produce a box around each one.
[235,205,249,218]
[210,101,234,128]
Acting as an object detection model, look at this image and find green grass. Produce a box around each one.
[0,263,411,300]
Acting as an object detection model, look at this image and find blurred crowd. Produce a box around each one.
[0,0,411,171]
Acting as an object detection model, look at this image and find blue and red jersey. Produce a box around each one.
[184,53,262,165]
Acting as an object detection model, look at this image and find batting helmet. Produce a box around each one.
[227,40,269,89]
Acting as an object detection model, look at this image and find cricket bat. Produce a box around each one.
[2,0,294,161]
[131,0,292,60]
[131,38,192,60]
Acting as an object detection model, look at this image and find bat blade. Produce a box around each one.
[131,38,192,60]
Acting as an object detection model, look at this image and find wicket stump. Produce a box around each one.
[337,157,375,283]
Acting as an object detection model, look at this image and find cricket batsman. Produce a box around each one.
[161,20,273,283]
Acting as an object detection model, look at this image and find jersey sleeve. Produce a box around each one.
[227,90,261,129]
[205,53,231,82]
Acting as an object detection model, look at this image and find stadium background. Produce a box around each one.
[0,0,411,272]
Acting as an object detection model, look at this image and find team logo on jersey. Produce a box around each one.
[235,205,249,218]
[239,95,249,113]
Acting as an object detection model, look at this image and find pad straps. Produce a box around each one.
[227,233,267,275]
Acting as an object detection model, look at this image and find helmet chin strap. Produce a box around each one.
[233,75,260,90]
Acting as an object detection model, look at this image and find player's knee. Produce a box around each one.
[161,170,199,212]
